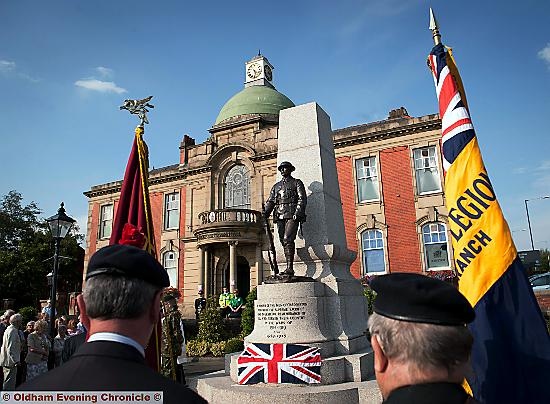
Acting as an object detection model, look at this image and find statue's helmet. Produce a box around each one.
[278,161,295,172]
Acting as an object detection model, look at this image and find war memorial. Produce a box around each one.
[196,102,382,402]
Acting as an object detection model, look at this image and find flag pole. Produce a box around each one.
[116,95,163,372]
[429,8,442,46]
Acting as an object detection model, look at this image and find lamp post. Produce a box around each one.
[45,202,75,368]
[524,196,550,251]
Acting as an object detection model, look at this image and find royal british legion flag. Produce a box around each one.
[428,42,550,403]
[237,343,322,385]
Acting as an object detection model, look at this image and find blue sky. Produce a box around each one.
[1,0,549,252]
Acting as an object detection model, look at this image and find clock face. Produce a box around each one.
[247,63,262,79]
[264,65,273,81]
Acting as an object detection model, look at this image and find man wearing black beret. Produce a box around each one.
[20,244,206,404]
[368,273,477,404]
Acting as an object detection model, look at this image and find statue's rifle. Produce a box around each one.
[262,212,279,275]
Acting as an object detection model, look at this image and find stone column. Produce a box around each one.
[198,246,204,293]
[255,244,263,285]
[203,247,210,297]
[229,241,238,293]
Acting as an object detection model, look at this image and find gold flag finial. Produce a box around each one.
[429,8,442,46]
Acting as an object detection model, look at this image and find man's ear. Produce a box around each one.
[76,294,90,331]
[149,290,162,324]
[371,334,389,373]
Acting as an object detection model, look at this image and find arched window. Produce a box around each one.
[422,222,450,269]
[163,251,178,288]
[361,229,386,274]
[224,165,250,209]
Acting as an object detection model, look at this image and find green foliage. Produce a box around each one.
[18,306,38,325]
[0,191,84,309]
[210,341,226,357]
[539,249,549,272]
[186,339,209,357]
[197,296,225,343]
[240,287,256,337]
[224,337,244,354]
[363,286,376,315]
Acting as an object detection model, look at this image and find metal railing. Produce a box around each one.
[198,208,262,225]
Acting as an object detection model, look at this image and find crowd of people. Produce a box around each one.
[0,303,87,391]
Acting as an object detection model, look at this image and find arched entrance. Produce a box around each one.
[219,255,250,298]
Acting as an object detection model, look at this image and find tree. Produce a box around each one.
[539,249,549,272]
[0,191,84,310]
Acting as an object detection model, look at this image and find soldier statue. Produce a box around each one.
[263,161,307,277]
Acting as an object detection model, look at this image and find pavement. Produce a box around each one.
[183,356,226,377]
[183,356,226,392]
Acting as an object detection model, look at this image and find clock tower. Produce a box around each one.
[244,54,274,89]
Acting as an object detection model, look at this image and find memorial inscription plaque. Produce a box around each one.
[256,302,308,339]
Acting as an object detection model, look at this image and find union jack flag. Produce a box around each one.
[237,343,322,385]
[427,43,475,175]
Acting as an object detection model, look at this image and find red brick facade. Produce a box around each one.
[380,146,422,273]
[87,202,100,259]
[336,156,360,278]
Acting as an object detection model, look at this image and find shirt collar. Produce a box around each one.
[88,332,145,357]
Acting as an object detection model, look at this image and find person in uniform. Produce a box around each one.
[194,290,206,320]
[368,273,477,404]
[161,288,186,385]
[263,161,307,276]
[19,244,206,404]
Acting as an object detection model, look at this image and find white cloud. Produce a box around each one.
[0,59,40,82]
[512,167,528,174]
[95,66,113,78]
[538,43,550,68]
[74,79,127,94]
[533,173,550,190]
[0,60,16,73]
[536,160,550,171]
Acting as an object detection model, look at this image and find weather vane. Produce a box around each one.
[120,95,155,127]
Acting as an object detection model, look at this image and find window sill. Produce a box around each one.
[357,199,381,205]
[417,190,443,197]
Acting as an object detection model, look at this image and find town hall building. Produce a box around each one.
[84,54,452,317]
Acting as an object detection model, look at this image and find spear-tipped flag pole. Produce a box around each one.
[109,96,162,372]
[427,9,550,403]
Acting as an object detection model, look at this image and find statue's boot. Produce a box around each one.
[281,244,295,277]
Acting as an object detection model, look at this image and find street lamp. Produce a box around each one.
[45,202,75,368]
[524,196,550,251]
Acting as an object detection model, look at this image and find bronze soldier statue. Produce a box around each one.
[263,161,307,277]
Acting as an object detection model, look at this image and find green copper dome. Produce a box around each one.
[215,86,294,125]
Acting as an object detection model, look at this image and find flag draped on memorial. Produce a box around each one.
[427,14,550,403]
[109,125,161,371]
[237,343,321,384]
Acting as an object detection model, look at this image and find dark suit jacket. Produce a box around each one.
[384,382,478,404]
[61,332,86,363]
[19,341,206,404]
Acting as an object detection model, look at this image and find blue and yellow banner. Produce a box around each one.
[428,43,550,403]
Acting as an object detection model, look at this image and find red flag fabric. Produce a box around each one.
[109,125,161,371]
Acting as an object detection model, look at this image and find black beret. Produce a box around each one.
[86,244,169,288]
[370,273,474,326]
